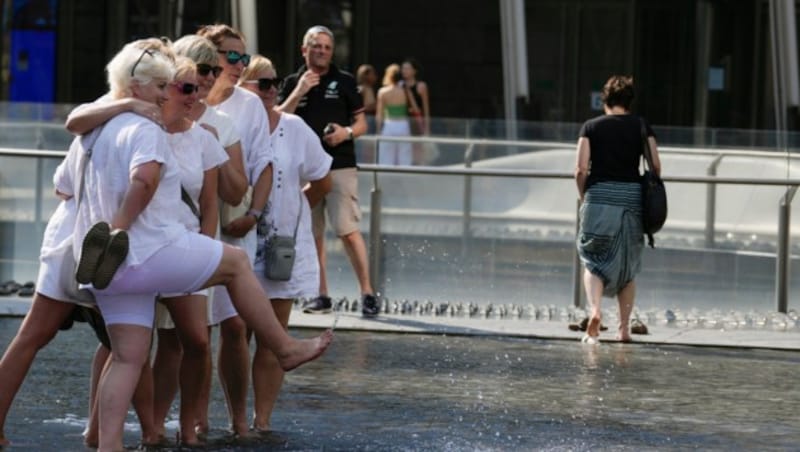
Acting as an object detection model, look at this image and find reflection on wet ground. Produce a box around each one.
[1,317,797,451]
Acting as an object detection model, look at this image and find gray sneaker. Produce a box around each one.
[302,295,333,314]
[361,294,380,318]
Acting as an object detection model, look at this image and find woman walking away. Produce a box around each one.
[574,75,661,344]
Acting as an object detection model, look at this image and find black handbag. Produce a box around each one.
[640,119,667,248]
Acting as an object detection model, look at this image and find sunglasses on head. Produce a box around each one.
[218,50,250,67]
[245,77,283,91]
[173,82,199,95]
[130,49,154,77]
[196,63,223,78]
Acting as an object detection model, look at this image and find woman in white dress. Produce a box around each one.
[239,55,332,431]
[58,40,332,452]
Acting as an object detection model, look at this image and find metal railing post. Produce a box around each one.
[775,186,797,313]
[369,144,384,299]
[573,198,584,308]
[705,155,724,248]
[461,143,475,258]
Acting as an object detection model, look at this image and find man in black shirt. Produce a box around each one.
[278,25,379,317]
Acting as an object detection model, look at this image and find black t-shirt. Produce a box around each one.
[579,113,655,188]
[278,64,364,170]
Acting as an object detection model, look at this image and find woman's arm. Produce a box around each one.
[304,173,332,208]
[648,136,662,177]
[222,164,272,238]
[112,161,161,230]
[375,88,385,133]
[217,141,248,205]
[199,167,220,238]
[66,98,161,135]
[418,81,431,134]
[574,137,591,201]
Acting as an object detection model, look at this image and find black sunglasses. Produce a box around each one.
[246,77,283,91]
[130,49,154,77]
[218,50,250,67]
[197,63,223,78]
[173,82,199,95]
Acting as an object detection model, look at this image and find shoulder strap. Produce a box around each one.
[640,118,655,171]
[76,126,105,209]
[180,185,201,219]
[291,189,303,240]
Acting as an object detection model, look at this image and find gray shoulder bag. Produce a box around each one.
[263,190,303,281]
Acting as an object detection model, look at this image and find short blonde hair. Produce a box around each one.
[173,56,197,82]
[239,54,275,83]
[173,35,217,66]
[106,39,175,99]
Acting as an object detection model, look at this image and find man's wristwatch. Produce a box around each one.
[345,126,354,141]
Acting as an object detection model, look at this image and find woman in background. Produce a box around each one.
[574,75,661,344]
[375,63,412,166]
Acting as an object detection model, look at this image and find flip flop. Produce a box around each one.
[92,228,129,290]
[76,222,111,285]
[568,317,609,332]
[631,318,649,335]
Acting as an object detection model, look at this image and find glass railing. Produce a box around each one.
[2,102,800,315]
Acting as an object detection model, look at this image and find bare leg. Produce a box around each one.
[151,328,182,439]
[84,344,110,448]
[218,315,251,437]
[340,231,373,295]
[162,294,210,445]
[194,326,214,438]
[134,359,160,446]
[315,234,329,296]
[251,299,293,431]
[616,281,636,342]
[98,324,152,452]
[583,269,604,338]
[201,245,332,372]
[0,294,74,446]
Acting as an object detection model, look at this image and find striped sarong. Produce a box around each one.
[576,181,644,297]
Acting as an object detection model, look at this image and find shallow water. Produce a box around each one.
[0,317,798,451]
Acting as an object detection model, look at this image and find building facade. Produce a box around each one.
[0,0,793,131]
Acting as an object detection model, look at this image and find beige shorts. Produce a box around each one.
[312,167,362,238]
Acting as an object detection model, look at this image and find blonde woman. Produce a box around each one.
[375,63,412,166]
[57,41,332,452]
[239,54,332,431]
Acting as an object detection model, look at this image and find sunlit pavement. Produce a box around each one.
[2,296,798,351]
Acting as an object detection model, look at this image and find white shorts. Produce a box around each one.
[36,249,72,302]
[95,233,223,327]
[209,229,256,325]
[378,120,412,166]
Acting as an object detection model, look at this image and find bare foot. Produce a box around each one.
[617,328,632,343]
[586,316,602,338]
[278,329,333,371]
[179,431,206,448]
[195,423,209,442]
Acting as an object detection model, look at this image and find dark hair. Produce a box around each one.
[402,57,422,76]
[601,75,634,110]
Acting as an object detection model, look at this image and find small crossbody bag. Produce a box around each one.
[263,190,303,281]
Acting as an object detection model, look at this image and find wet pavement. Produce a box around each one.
[0,299,798,451]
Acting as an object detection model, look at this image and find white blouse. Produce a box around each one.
[254,113,332,298]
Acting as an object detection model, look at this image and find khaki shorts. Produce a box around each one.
[312,167,361,238]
